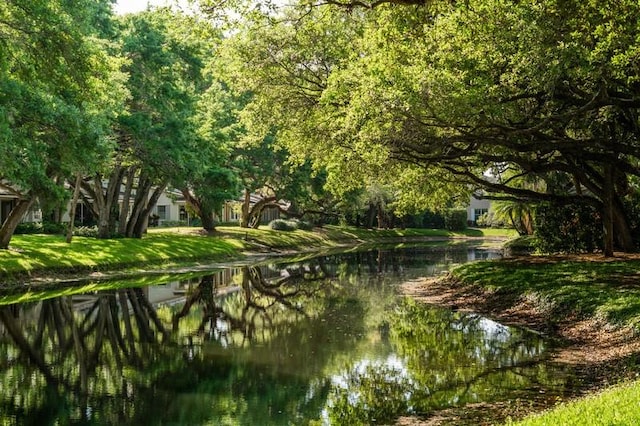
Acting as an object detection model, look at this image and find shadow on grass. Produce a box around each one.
[452,257,640,328]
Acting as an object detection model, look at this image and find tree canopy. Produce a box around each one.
[0,0,125,247]
[212,0,640,253]
[2,0,640,253]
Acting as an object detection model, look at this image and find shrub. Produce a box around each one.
[289,218,314,231]
[444,209,467,231]
[534,201,603,253]
[15,223,42,234]
[503,235,538,256]
[73,226,99,238]
[269,219,297,231]
[42,222,66,234]
[476,211,507,228]
[15,222,65,235]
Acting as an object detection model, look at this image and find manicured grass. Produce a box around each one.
[451,257,640,328]
[0,233,243,278]
[152,225,515,250]
[506,380,640,425]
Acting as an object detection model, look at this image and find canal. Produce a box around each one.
[0,243,576,425]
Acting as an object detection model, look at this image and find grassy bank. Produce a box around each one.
[448,256,640,425]
[0,225,511,283]
[450,256,640,328]
[507,380,640,425]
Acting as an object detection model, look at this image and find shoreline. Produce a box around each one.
[398,273,640,425]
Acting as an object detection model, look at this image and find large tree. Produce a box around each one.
[218,4,464,226]
[334,0,640,254]
[218,0,640,254]
[81,8,211,238]
[0,0,123,248]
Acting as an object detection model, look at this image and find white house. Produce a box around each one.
[466,193,491,225]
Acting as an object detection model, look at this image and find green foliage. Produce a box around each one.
[268,219,297,231]
[503,235,538,256]
[0,0,124,183]
[218,0,640,251]
[72,226,100,238]
[117,9,210,181]
[444,209,467,231]
[268,219,313,232]
[533,202,603,254]
[14,222,65,235]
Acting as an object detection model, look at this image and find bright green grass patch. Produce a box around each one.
[0,233,243,277]
[506,380,640,425]
[451,258,640,327]
[151,225,511,250]
[318,225,515,240]
[217,225,335,248]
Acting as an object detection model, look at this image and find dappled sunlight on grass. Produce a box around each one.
[452,257,640,327]
[509,380,640,426]
[0,233,241,277]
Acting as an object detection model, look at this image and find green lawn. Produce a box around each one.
[506,380,640,425]
[0,233,243,278]
[451,256,640,328]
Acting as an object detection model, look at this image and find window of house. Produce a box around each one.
[157,205,168,220]
[474,208,488,223]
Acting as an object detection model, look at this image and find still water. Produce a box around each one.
[0,244,572,425]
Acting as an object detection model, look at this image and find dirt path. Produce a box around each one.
[395,273,640,425]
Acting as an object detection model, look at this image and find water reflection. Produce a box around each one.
[0,246,569,425]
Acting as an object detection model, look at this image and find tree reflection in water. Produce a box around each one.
[326,299,568,425]
[0,247,571,425]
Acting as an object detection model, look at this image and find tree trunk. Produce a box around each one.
[90,174,110,239]
[130,179,168,238]
[200,211,216,235]
[377,202,384,229]
[126,175,151,238]
[612,197,635,252]
[240,189,251,228]
[246,196,278,229]
[118,167,137,235]
[181,188,215,234]
[86,167,126,239]
[0,197,35,249]
[602,165,614,257]
[66,173,83,243]
[367,203,376,229]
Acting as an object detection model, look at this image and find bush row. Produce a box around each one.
[268,219,314,232]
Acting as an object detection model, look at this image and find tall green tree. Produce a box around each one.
[217,2,468,228]
[81,8,211,238]
[327,1,640,253]
[175,76,242,233]
[0,0,123,248]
